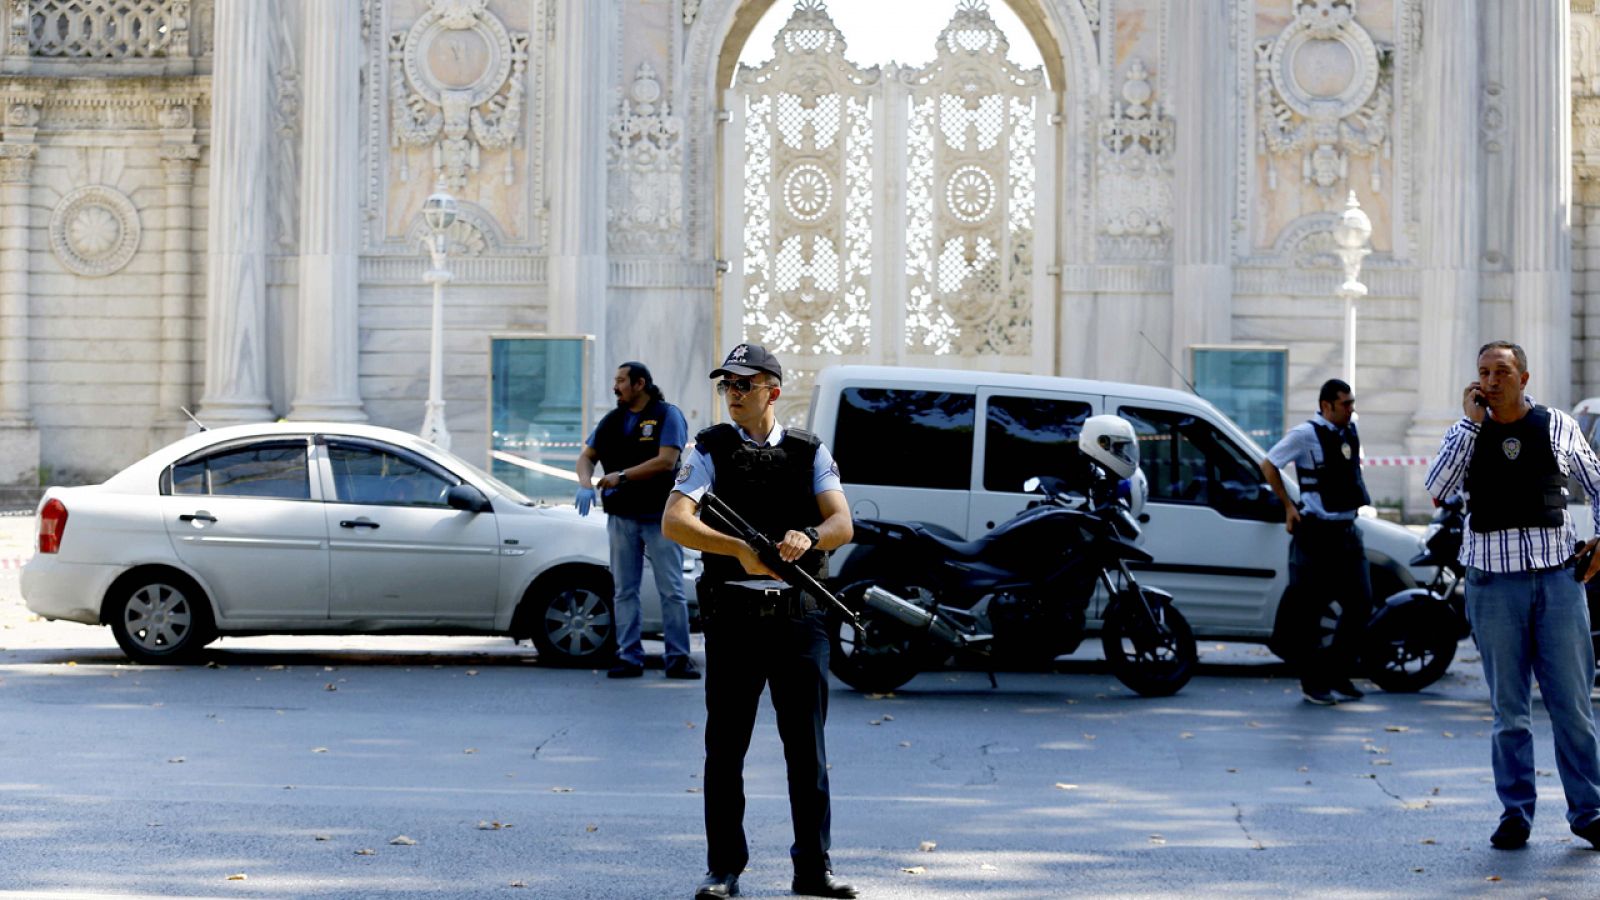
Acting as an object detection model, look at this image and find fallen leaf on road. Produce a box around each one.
[1083,733,1096,740]
[354,848,375,856]
[463,748,477,754]
[1413,867,1425,873]
[225,873,246,881]
[550,787,574,793]
[267,665,285,671]
[685,721,696,729]
[919,841,937,852]
[1485,875,1501,882]
[869,719,882,726]
[509,881,525,888]
[882,715,894,721]
[314,835,330,841]
[1297,766,1309,773]
[901,866,925,875]
[167,757,184,764]
[1226,768,1239,774]
[467,670,479,676]
[899,741,912,748]
[687,787,702,793]
[1373,760,1393,766]
[1054,783,1078,790]
[1419,838,1436,845]
[1149,834,1166,845]
[478,821,509,830]
[1537,769,1554,777]
[1385,725,1410,733]
[1247,721,1262,728]
[323,683,337,692]
[1179,732,1194,740]
[312,747,328,753]
[585,824,598,833]
[980,863,998,871]
[1442,731,1455,738]
[389,835,416,846]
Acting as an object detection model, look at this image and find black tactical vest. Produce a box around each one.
[1298,419,1371,514]
[1466,405,1568,533]
[593,398,676,517]
[695,423,827,587]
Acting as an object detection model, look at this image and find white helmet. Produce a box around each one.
[1121,467,1149,518]
[1080,414,1140,479]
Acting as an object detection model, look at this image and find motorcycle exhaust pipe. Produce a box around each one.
[862,586,971,646]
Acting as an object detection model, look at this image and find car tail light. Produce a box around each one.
[38,498,67,554]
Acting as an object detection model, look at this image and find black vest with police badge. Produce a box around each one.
[593,398,675,517]
[694,423,827,588]
[1298,419,1371,514]
[1465,404,1567,533]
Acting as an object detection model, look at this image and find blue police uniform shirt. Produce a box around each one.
[1265,413,1360,521]
[584,403,688,453]
[671,422,843,503]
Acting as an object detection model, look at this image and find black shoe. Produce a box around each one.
[695,872,739,899]
[665,659,702,680]
[1573,818,1600,849]
[1491,817,1530,849]
[1301,687,1337,706]
[792,871,858,898]
[1330,680,1365,701]
[607,662,644,679]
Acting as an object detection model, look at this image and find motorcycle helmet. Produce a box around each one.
[1080,414,1140,479]
[1117,467,1148,519]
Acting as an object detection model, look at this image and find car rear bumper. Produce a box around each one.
[20,554,118,625]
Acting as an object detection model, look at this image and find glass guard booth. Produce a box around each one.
[1189,345,1289,451]
[488,335,594,503]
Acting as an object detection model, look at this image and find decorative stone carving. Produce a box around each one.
[270,7,300,252]
[49,184,142,277]
[1097,58,1173,255]
[1254,0,1393,195]
[1273,212,1342,269]
[683,0,700,27]
[5,99,40,129]
[1482,81,1506,154]
[1078,0,1100,38]
[405,210,494,257]
[24,0,191,58]
[0,142,36,183]
[160,142,200,183]
[388,0,529,190]
[608,62,683,254]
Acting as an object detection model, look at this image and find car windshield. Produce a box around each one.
[412,441,539,506]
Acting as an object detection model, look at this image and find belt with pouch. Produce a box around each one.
[701,579,820,620]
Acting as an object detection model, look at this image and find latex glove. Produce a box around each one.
[576,487,596,516]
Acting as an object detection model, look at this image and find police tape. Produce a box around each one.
[1361,455,1432,467]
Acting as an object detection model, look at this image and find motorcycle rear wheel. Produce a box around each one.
[826,583,930,694]
[1363,600,1459,693]
[1101,591,1197,697]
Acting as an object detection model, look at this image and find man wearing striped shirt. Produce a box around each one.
[1424,340,1600,850]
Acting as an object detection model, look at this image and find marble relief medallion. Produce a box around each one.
[49,185,141,277]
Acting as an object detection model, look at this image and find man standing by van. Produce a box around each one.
[1425,340,1600,850]
[575,362,697,680]
[1261,378,1373,706]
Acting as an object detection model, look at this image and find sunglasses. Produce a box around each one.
[716,377,772,396]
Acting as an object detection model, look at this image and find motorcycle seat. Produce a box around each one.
[919,529,991,560]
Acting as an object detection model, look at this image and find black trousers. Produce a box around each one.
[702,610,833,877]
[1287,517,1372,688]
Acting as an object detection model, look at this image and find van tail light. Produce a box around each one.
[38,498,67,554]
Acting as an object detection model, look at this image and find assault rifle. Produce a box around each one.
[698,491,863,630]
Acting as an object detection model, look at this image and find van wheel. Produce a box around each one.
[107,571,216,664]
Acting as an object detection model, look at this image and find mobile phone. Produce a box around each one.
[1472,392,1488,409]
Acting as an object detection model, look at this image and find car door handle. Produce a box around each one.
[339,519,380,530]
[178,513,218,523]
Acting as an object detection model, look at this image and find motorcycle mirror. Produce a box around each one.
[1022,476,1042,493]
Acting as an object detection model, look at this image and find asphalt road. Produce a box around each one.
[1,516,1599,898]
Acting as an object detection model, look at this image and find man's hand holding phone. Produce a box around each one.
[1463,382,1488,424]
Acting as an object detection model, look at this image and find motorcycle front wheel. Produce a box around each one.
[1101,591,1197,697]
[1361,599,1459,692]
[826,583,930,694]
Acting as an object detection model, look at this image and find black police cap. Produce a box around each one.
[710,343,783,383]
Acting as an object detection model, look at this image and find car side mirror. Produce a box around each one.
[446,484,491,513]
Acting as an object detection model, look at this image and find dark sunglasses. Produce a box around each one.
[716,377,771,396]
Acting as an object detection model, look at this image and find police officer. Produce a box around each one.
[1260,378,1373,706]
[662,343,857,900]
[575,362,697,679]
[1425,340,1600,850]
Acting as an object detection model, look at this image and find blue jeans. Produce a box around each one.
[607,513,691,667]
[1465,566,1600,829]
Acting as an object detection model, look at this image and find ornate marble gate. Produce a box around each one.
[722,0,1053,421]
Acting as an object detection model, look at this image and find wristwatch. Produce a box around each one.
[617,470,628,483]
[801,526,821,548]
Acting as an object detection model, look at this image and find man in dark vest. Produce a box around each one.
[576,362,697,680]
[663,343,858,900]
[1261,378,1373,706]
[1426,340,1600,851]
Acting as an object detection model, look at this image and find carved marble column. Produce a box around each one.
[546,0,614,372]
[198,0,274,425]
[1405,0,1481,501]
[1168,0,1234,384]
[158,141,201,437]
[0,141,39,484]
[1511,1,1572,409]
[288,0,365,422]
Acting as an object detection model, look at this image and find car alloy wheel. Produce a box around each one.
[109,574,214,664]
[526,576,616,666]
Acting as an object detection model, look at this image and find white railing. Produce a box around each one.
[10,0,204,60]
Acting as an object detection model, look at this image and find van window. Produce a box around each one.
[833,388,975,489]
[1119,406,1277,521]
[983,395,1092,492]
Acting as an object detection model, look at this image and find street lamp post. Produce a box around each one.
[420,188,458,449]
[1332,190,1373,395]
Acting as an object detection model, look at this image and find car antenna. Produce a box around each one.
[1138,330,1197,394]
[179,406,207,431]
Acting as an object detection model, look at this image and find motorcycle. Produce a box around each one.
[827,462,1198,698]
[1361,494,1600,691]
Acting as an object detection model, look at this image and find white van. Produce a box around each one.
[807,365,1431,650]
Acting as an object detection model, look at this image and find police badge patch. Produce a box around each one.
[1340,442,1352,460]
[641,420,656,437]
[1502,437,1522,460]
[675,463,692,484]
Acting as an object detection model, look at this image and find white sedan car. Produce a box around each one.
[21,422,691,665]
